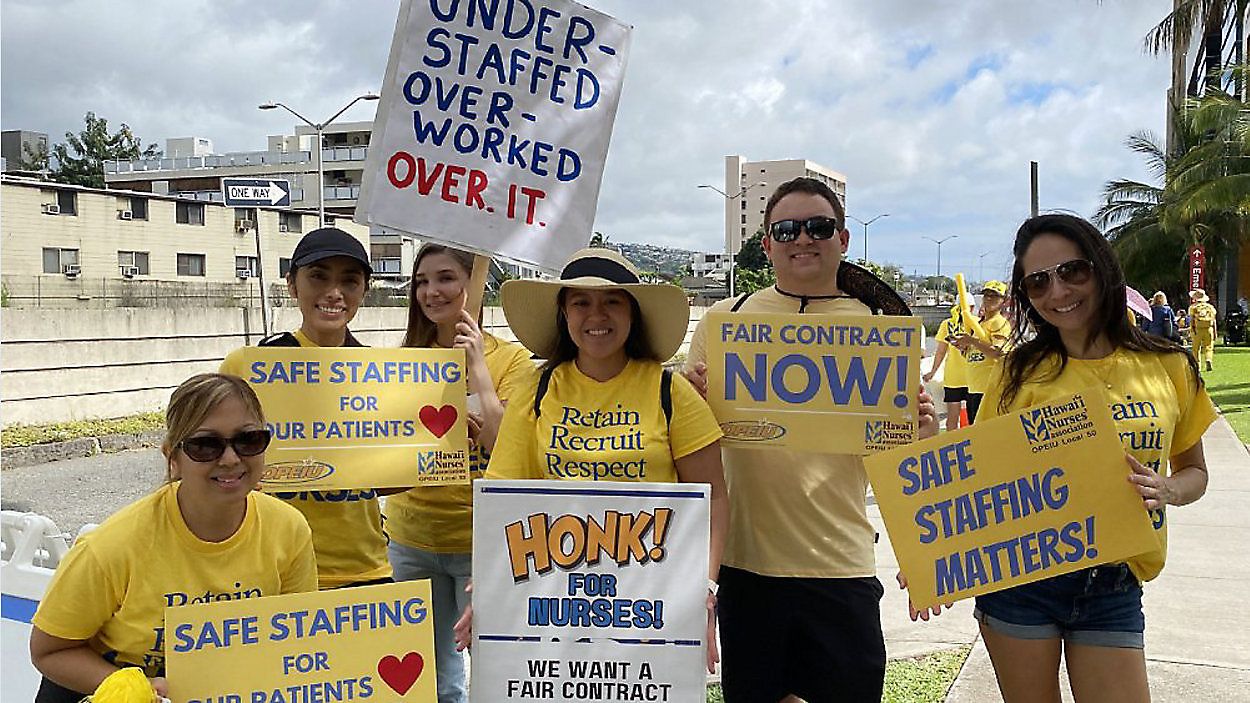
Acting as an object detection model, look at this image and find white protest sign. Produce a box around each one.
[471,479,709,702]
[358,0,632,270]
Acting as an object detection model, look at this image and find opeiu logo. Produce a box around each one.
[720,420,786,442]
[262,459,335,486]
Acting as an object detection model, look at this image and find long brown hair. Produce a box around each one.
[998,214,1200,412]
[402,243,492,350]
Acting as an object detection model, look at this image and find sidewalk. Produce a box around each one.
[937,415,1250,702]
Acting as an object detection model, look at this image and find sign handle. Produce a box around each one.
[464,255,491,320]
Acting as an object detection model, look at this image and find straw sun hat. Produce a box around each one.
[501,248,690,360]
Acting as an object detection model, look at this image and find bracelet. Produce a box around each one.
[707,579,719,596]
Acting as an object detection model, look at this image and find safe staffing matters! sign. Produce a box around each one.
[222,347,470,489]
[705,312,923,455]
[471,480,710,702]
[357,0,632,271]
[166,581,436,702]
[864,390,1158,611]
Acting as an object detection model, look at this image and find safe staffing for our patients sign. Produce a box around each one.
[356,0,632,271]
[705,312,922,455]
[470,480,710,702]
[166,581,436,702]
[229,347,469,490]
[864,390,1158,611]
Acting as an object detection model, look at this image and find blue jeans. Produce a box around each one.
[974,564,1145,648]
[388,542,472,703]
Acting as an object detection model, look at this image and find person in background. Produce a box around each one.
[1143,291,1176,341]
[384,243,534,703]
[220,227,393,589]
[950,281,1012,423]
[29,374,316,703]
[1175,307,1191,347]
[924,307,971,431]
[1188,289,1217,371]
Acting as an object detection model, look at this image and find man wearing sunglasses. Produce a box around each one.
[683,177,936,703]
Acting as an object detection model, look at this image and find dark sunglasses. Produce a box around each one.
[1019,259,1094,298]
[768,216,842,242]
[178,429,272,463]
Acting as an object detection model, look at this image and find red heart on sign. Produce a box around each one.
[377,652,424,695]
[419,404,458,438]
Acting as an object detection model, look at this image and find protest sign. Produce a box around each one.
[166,581,436,702]
[704,311,922,454]
[471,480,709,703]
[864,389,1158,611]
[357,0,632,271]
[231,347,469,489]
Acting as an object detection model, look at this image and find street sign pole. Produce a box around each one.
[223,178,292,337]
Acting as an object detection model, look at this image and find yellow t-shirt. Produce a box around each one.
[934,317,969,388]
[220,329,392,588]
[963,313,1012,394]
[487,358,722,483]
[686,286,879,578]
[979,348,1216,582]
[385,336,536,553]
[1189,302,1217,328]
[32,482,316,678]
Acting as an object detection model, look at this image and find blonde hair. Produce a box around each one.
[162,374,264,480]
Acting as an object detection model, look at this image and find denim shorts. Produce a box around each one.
[973,564,1145,648]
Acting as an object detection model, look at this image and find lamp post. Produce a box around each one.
[847,213,889,263]
[923,235,957,300]
[259,93,380,226]
[698,182,767,297]
[978,251,991,284]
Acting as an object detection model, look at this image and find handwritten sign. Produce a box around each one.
[229,348,469,489]
[471,480,709,702]
[357,0,632,270]
[705,312,922,454]
[166,581,436,702]
[864,390,1157,611]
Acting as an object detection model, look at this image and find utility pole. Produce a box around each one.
[1030,161,1039,218]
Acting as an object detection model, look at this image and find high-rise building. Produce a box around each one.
[720,155,847,254]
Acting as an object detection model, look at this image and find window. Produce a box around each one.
[42,247,79,274]
[234,207,257,231]
[176,201,205,225]
[129,197,148,220]
[279,212,302,233]
[117,251,150,275]
[56,191,77,216]
[235,256,260,277]
[279,257,292,277]
[740,214,747,224]
[371,243,403,275]
[177,253,206,276]
[740,200,746,210]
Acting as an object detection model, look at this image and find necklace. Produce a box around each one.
[1077,353,1118,390]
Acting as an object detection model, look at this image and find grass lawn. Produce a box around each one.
[0,412,164,448]
[1202,345,1250,444]
[706,645,972,703]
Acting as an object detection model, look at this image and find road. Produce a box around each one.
[2,448,164,535]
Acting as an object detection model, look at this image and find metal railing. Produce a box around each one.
[104,150,314,174]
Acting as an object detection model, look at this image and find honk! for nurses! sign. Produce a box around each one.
[357,0,631,271]
[705,312,923,455]
[471,480,710,703]
[166,581,436,703]
[864,390,1158,611]
[234,347,469,490]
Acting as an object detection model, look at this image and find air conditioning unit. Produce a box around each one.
[118,210,134,220]
[236,269,252,279]
[236,220,255,233]
[62,264,81,278]
[279,224,290,233]
[120,266,139,278]
[42,203,61,215]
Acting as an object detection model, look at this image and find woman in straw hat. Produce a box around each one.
[459,247,728,673]
[1188,289,1217,371]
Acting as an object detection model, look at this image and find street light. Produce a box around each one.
[978,251,991,283]
[698,181,768,297]
[923,235,958,298]
[259,93,380,226]
[847,213,889,263]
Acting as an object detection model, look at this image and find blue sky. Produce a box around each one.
[1,0,1174,280]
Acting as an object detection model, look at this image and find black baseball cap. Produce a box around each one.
[290,227,372,275]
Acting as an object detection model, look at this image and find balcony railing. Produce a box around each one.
[324,185,362,201]
[104,150,314,174]
[322,146,368,163]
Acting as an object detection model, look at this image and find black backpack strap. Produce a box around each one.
[533,364,557,418]
[729,291,755,312]
[660,369,673,427]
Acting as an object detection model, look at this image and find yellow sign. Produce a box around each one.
[864,390,1158,611]
[235,348,469,489]
[705,312,922,454]
[165,581,436,702]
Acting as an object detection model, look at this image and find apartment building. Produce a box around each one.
[720,155,847,255]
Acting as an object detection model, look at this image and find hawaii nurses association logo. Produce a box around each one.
[864,420,914,451]
[1019,395,1093,447]
[416,448,468,478]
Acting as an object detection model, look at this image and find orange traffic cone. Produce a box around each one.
[959,406,970,428]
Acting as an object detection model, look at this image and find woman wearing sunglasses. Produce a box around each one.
[29,374,316,703]
[972,214,1215,702]
[384,243,535,703]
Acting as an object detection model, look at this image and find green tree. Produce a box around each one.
[735,228,769,271]
[589,231,611,248]
[850,258,904,289]
[49,112,159,188]
[734,267,775,295]
[16,141,50,172]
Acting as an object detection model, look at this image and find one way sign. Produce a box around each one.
[222,178,291,207]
